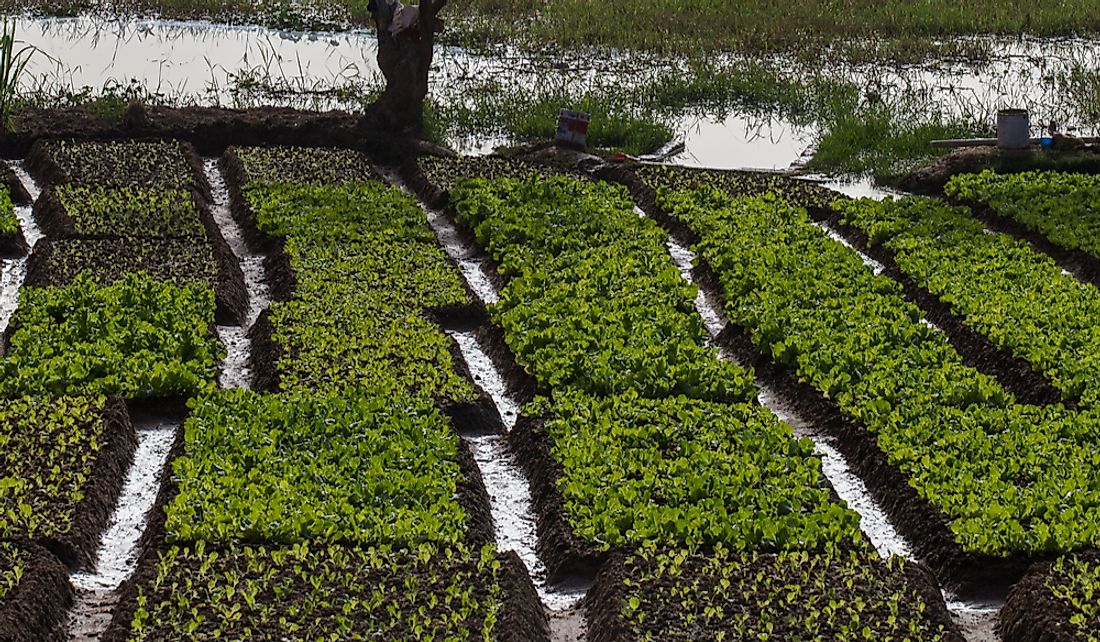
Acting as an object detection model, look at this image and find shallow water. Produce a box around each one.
[0,162,43,343]
[14,15,1100,171]
[67,422,177,642]
[944,595,1004,642]
[204,158,271,388]
[422,205,499,305]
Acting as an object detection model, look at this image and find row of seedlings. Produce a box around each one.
[98,145,547,641]
[946,170,1100,287]
[940,169,1100,642]
[639,175,1100,611]
[0,140,229,639]
[412,154,963,641]
[24,139,248,325]
[826,195,1100,409]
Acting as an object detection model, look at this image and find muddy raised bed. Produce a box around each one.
[1000,550,1100,642]
[0,542,74,642]
[25,236,248,326]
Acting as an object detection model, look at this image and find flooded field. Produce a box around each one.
[10,14,1100,171]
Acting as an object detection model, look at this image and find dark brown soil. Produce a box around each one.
[813,208,1071,408]
[455,431,496,550]
[0,231,26,260]
[1000,551,1099,642]
[219,149,277,255]
[40,397,136,571]
[247,308,279,393]
[6,105,442,166]
[1,164,31,206]
[0,542,73,642]
[497,550,552,642]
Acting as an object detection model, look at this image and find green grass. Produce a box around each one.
[806,101,985,182]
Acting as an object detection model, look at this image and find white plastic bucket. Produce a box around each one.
[997,109,1030,150]
[556,109,590,148]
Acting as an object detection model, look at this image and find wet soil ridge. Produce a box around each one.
[0,543,74,642]
[448,330,589,612]
[597,163,1035,595]
[811,209,1069,408]
[3,106,399,160]
[66,419,178,642]
[397,164,591,638]
[999,551,1099,642]
[204,158,273,389]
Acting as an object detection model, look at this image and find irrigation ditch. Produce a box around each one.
[375,164,590,641]
[4,150,279,640]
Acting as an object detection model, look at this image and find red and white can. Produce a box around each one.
[556,109,591,148]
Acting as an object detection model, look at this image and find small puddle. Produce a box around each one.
[677,113,815,172]
[944,595,1004,642]
[204,158,271,388]
[67,421,177,642]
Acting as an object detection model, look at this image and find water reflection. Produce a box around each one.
[11,15,1100,168]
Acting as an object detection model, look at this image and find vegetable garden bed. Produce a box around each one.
[23,139,249,324]
[819,197,1072,408]
[1,274,223,400]
[947,170,1100,292]
[1001,551,1100,642]
[413,158,962,639]
[24,139,209,196]
[0,396,135,569]
[0,541,73,642]
[102,389,546,641]
[645,183,1100,592]
[587,547,960,642]
[25,237,248,326]
[227,148,497,431]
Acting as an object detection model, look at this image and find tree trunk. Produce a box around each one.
[361,0,445,135]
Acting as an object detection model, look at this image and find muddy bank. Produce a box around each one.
[0,542,73,642]
[894,146,1100,196]
[4,105,444,163]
